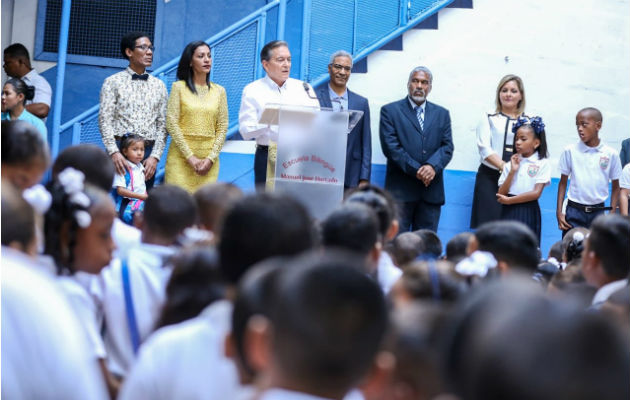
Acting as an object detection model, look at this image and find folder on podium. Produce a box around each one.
[259,103,364,220]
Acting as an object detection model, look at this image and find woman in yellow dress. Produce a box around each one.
[166,40,228,193]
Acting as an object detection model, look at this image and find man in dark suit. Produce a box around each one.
[316,50,371,189]
[379,66,453,232]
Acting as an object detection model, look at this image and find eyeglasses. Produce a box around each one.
[330,63,352,72]
[134,44,154,52]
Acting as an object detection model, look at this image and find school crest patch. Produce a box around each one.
[527,164,540,177]
[599,156,610,169]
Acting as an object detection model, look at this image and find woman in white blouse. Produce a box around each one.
[470,75,526,228]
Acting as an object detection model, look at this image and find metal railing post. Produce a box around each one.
[277,0,287,40]
[51,0,72,158]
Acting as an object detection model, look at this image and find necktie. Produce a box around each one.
[416,106,424,130]
[132,73,149,81]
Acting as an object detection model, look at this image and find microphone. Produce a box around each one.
[303,81,318,99]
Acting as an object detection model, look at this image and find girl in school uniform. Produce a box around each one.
[496,116,550,244]
[43,167,120,397]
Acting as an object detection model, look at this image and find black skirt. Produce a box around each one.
[470,164,502,228]
[501,199,541,245]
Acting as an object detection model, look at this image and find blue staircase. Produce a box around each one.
[54,0,472,162]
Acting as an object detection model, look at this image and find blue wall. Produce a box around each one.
[215,153,563,257]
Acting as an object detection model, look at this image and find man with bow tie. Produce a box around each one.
[99,31,167,188]
[379,66,453,232]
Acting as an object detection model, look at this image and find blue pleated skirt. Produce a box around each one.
[501,199,541,245]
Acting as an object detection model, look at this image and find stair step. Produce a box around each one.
[380,36,403,51]
[447,0,472,8]
[413,14,438,29]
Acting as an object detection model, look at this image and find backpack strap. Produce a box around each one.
[121,258,141,354]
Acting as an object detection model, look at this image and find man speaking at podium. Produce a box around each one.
[239,40,319,191]
[316,50,372,189]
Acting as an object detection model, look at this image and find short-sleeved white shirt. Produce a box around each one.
[119,300,240,400]
[499,153,551,195]
[620,163,630,189]
[1,246,109,400]
[91,243,176,376]
[22,69,52,107]
[58,272,106,359]
[113,160,146,196]
[558,141,622,204]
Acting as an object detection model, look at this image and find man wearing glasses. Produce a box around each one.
[316,50,372,189]
[99,31,168,189]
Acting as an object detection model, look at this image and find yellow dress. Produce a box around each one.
[165,80,228,193]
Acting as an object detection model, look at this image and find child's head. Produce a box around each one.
[446,232,474,264]
[155,247,224,330]
[1,78,34,112]
[413,229,443,259]
[218,193,315,285]
[390,260,467,308]
[44,168,116,275]
[473,220,539,273]
[575,107,602,146]
[321,203,381,272]
[547,240,563,262]
[511,115,548,159]
[1,120,50,191]
[193,182,243,235]
[346,184,399,242]
[268,252,388,398]
[1,181,37,255]
[582,214,630,286]
[140,184,197,244]
[561,227,588,265]
[389,232,424,267]
[52,144,115,192]
[119,133,145,164]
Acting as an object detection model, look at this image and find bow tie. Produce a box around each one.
[131,73,149,81]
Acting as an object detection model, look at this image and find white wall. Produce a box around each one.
[1,0,55,82]
[351,0,630,175]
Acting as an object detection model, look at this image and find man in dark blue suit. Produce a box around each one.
[379,66,453,232]
[316,50,371,189]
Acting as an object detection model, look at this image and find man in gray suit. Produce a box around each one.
[316,50,372,189]
[379,66,453,232]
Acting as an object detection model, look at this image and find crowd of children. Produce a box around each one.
[2,106,629,400]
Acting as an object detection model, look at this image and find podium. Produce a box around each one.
[260,104,364,220]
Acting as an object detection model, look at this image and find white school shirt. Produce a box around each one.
[119,300,239,400]
[112,159,146,196]
[377,251,402,294]
[591,279,627,306]
[91,242,176,377]
[498,153,551,195]
[620,163,630,189]
[238,76,320,145]
[476,112,518,169]
[58,272,106,360]
[1,247,108,400]
[260,388,336,400]
[558,141,622,204]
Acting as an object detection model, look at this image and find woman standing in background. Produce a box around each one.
[470,74,526,228]
[166,41,227,193]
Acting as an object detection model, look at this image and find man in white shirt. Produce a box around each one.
[239,40,319,190]
[3,43,52,120]
[581,214,629,308]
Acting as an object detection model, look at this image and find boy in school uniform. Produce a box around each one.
[92,185,197,378]
[556,107,621,235]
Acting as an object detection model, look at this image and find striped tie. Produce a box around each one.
[416,106,424,130]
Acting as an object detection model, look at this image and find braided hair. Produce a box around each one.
[43,168,94,275]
